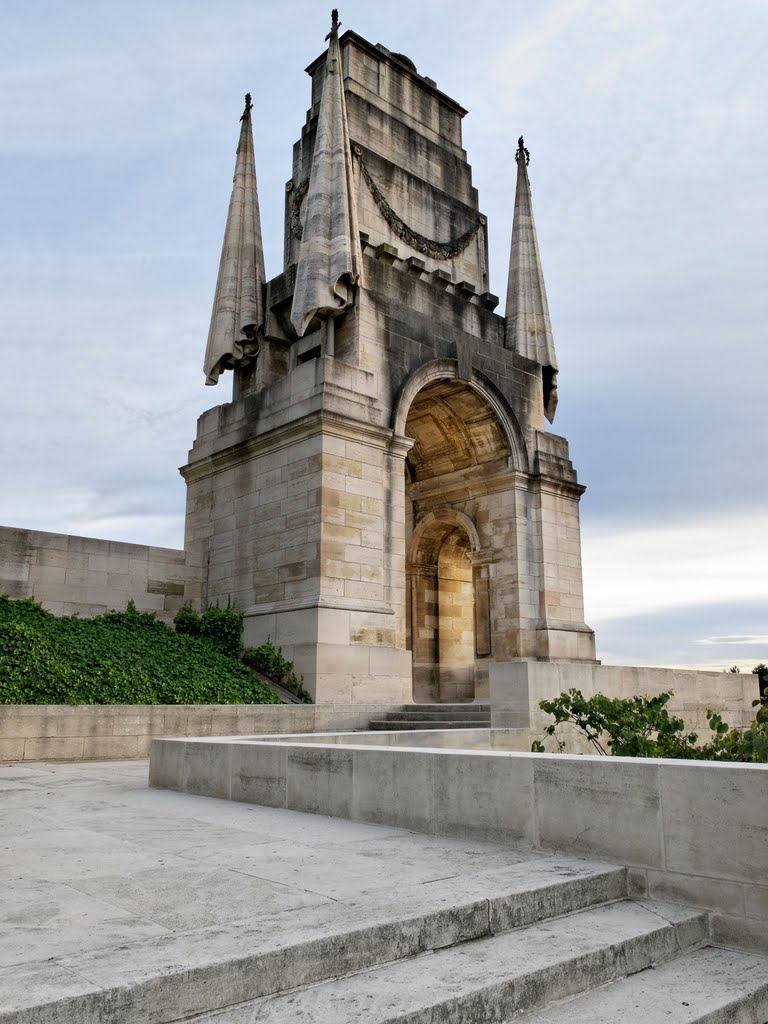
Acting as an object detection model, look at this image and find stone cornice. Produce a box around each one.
[243,595,395,617]
[535,618,595,634]
[531,474,587,499]
[181,410,401,484]
[305,31,467,117]
[406,459,527,503]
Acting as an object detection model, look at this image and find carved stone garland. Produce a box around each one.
[287,147,484,261]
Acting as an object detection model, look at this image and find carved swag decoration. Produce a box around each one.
[288,146,484,261]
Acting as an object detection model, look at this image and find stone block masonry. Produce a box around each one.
[182,26,598,703]
[0,703,405,762]
[0,526,201,622]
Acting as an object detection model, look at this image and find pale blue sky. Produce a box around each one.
[1,0,766,669]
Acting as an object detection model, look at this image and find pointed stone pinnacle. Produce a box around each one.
[203,94,266,385]
[290,24,362,337]
[505,136,558,421]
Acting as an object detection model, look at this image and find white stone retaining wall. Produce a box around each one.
[0,526,200,622]
[490,662,759,752]
[150,736,768,952]
[0,704,403,762]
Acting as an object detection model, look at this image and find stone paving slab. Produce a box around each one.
[0,759,624,1023]
[0,759,413,967]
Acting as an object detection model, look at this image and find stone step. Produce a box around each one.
[369,718,490,730]
[406,703,491,712]
[181,900,709,1023]
[379,711,492,722]
[0,859,626,1024]
[508,945,768,1023]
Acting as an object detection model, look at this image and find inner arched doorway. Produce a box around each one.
[407,510,484,702]
[402,375,512,703]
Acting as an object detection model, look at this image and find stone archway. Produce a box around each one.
[402,373,513,703]
[407,510,485,703]
[409,509,481,704]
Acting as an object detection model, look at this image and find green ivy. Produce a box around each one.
[173,602,244,657]
[531,687,768,762]
[242,640,312,703]
[0,596,279,706]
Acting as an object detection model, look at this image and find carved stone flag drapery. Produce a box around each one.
[204,95,266,386]
[290,20,363,337]
[505,138,558,421]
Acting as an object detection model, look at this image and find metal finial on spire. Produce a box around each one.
[240,93,253,122]
[516,135,530,166]
[326,8,340,39]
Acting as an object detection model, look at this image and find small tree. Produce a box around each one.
[753,664,768,704]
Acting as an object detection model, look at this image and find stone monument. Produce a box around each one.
[183,13,596,703]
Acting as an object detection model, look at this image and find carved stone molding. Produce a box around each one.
[288,149,484,261]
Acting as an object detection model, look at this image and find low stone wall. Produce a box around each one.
[260,728,530,750]
[150,736,768,953]
[490,662,758,752]
[0,704,404,762]
[256,729,532,753]
[0,526,200,622]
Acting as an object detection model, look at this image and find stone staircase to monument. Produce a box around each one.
[16,855,766,1023]
[368,702,492,730]
[172,863,768,1023]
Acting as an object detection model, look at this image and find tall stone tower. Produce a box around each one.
[183,16,596,703]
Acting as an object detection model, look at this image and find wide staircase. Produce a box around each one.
[22,855,767,1023]
[368,702,492,731]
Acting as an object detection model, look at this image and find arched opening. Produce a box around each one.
[403,376,511,702]
[407,513,479,703]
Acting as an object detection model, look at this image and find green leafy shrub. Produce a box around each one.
[532,687,768,762]
[172,602,201,638]
[242,640,312,703]
[198,605,244,657]
[174,603,244,657]
[0,596,278,706]
[753,663,768,703]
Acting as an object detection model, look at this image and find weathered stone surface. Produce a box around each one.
[180,25,596,703]
[0,526,196,623]
[0,704,408,763]
[1,758,647,1024]
[204,94,265,386]
[151,737,768,930]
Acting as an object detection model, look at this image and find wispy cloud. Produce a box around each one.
[697,636,768,646]
[582,513,768,622]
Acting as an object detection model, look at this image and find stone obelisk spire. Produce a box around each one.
[290,9,363,337]
[204,93,266,386]
[505,137,558,421]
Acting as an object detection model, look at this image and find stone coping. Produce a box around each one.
[0,704,406,762]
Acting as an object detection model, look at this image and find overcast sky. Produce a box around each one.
[1,0,765,671]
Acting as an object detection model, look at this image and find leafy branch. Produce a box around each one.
[532,687,768,763]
